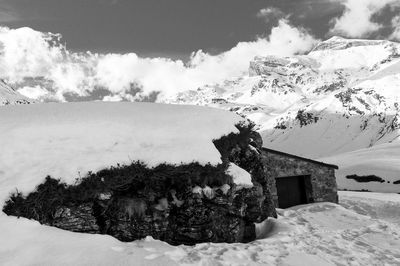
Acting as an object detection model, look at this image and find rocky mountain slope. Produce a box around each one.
[0,79,33,106]
[164,36,400,191]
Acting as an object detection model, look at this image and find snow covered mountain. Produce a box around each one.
[164,36,400,192]
[0,79,33,106]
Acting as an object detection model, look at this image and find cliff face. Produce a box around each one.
[3,123,276,245]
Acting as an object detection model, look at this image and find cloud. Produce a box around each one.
[390,15,400,40]
[97,0,120,6]
[17,85,48,99]
[256,7,287,24]
[329,0,400,38]
[0,20,318,102]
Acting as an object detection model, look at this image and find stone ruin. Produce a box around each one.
[3,124,277,245]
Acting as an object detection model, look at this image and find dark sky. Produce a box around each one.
[0,0,352,59]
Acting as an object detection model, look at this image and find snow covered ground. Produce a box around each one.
[322,142,400,193]
[1,191,400,265]
[339,191,400,226]
[164,191,400,266]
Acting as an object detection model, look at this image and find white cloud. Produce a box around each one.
[390,15,400,41]
[330,0,399,38]
[0,20,318,101]
[0,27,64,81]
[17,85,48,99]
[256,7,286,23]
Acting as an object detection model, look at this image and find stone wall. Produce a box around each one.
[260,149,338,207]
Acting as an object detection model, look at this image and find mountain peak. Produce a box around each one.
[326,36,345,42]
[311,36,391,52]
[0,80,33,106]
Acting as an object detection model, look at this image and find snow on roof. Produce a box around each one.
[0,102,243,202]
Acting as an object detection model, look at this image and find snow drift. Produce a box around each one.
[0,102,243,204]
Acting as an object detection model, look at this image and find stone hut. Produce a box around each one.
[260,148,339,208]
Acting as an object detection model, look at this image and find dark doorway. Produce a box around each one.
[276,175,310,208]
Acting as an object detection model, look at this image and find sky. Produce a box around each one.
[0,0,347,58]
[0,0,399,102]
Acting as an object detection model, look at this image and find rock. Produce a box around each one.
[219,184,231,195]
[202,186,215,199]
[4,123,276,245]
[52,203,99,233]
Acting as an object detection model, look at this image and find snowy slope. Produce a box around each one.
[164,36,400,191]
[322,142,400,193]
[0,79,33,105]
